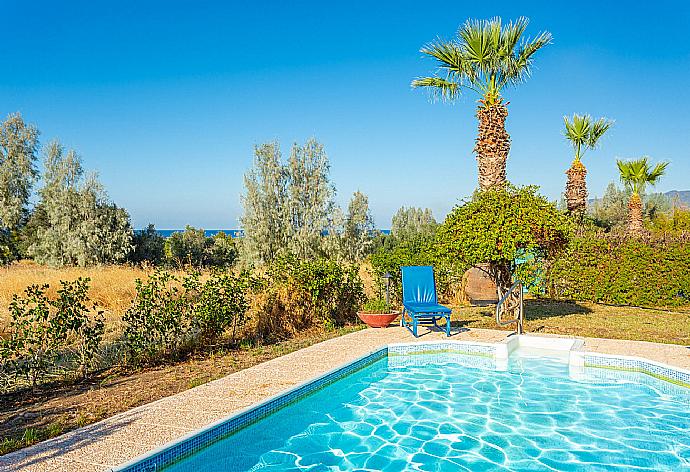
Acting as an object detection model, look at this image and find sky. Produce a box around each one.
[2,1,689,229]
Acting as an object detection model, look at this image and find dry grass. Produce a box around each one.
[452,299,690,345]
[1,261,177,338]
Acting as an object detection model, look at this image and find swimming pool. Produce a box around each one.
[149,349,689,471]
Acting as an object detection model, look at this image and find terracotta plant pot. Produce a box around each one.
[357,311,400,328]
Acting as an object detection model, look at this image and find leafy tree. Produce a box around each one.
[616,157,668,235]
[0,113,40,262]
[164,226,237,268]
[240,139,337,263]
[28,140,133,266]
[207,231,238,268]
[563,114,613,215]
[437,186,571,297]
[590,182,629,229]
[649,206,690,233]
[165,226,208,267]
[391,207,437,241]
[412,17,551,190]
[131,224,166,265]
[341,191,376,262]
[285,139,335,259]
[240,142,289,264]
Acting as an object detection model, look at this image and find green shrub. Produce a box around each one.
[130,224,165,265]
[550,232,690,307]
[361,298,392,313]
[52,278,105,376]
[253,256,365,340]
[164,226,238,268]
[369,237,461,303]
[0,278,104,389]
[122,271,195,365]
[122,269,254,366]
[438,185,572,295]
[190,270,255,343]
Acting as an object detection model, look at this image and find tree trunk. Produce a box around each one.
[627,193,645,236]
[475,103,510,191]
[565,160,588,215]
[488,259,513,300]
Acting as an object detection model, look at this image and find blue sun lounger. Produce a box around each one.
[401,266,452,337]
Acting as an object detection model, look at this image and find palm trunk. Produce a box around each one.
[627,193,645,236]
[565,160,588,215]
[474,102,510,191]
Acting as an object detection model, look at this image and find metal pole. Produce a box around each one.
[385,277,390,305]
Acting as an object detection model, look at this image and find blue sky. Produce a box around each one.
[2,1,689,229]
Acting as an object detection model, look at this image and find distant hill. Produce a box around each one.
[590,190,690,207]
[665,190,690,207]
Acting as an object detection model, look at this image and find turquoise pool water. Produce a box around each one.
[163,354,690,471]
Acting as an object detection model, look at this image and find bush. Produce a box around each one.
[550,232,690,307]
[437,185,572,296]
[130,224,165,265]
[370,236,462,304]
[0,278,104,389]
[164,226,238,268]
[189,270,254,343]
[252,256,365,340]
[361,298,392,313]
[122,270,254,366]
[122,271,195,365]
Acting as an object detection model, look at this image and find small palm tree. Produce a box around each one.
[616,157,669,235]
[563,114,613,215]
[412,17,552,190]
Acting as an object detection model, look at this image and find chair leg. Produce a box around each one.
[445,314,451,337]
[413,317,418,337]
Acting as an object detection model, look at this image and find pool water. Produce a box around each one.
[163,354,690,471]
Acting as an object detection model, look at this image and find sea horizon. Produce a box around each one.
[145,229,391,238]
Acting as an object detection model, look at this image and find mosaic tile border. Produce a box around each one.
[113,347,388,472]
[582,353,690,389]
[387,341,496,358]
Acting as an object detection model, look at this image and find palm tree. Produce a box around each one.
[563,114,613,215]
[412,17,552,190]
[616,157,669,235]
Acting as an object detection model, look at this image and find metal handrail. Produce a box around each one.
[496,280,524,334]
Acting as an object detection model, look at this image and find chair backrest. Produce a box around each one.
[401,266,438,305]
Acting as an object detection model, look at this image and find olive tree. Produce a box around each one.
[437,185,571,297]
[0,113,40,262]
[28,140,133,266]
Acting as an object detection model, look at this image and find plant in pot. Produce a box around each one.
[357,298,399,328]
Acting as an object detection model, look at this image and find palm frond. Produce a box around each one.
[411,77,461,101]
[414,17,551,104]
[419,39,465,73]
[616,157,668,195]
[586,118,614,148]
[648,161,669,184]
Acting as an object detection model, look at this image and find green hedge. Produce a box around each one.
[550,233,690,307]
[369,238,465,303]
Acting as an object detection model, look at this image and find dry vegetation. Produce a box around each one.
[454,299,690,345]
[1,261,178,338]
[0,326,363,455]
